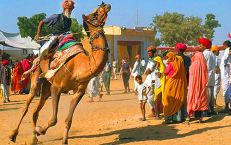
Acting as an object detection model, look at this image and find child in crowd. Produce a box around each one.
[144,69,155,118]
[135,75,150,121]
[88,76,102,102]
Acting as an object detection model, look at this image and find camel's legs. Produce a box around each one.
[34,86,61,135]
[62,84,87,145]
[9,69,41,142]
[31,81,51,143]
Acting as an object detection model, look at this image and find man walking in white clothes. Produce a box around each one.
[132,54,143,92]
[144,45,157,117]
[112,58,118,80]
[211,45,221,106]
[199,38,216,116]
[220,40,231,113]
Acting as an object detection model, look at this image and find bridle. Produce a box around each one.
[88,27,104,44]
[85,8,109,52]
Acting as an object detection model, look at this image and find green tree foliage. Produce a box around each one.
[153,38,161,47]
[17,13,83,41]
[203,13,221,39]
[151,12,220,46]
[17,13,50,38]
[151,12,203,46]
[70,18,83,42]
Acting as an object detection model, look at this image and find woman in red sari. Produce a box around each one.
[187,52,208,123]
[20,58,31,93]
[13,62,24,94]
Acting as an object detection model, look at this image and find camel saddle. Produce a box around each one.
[22,35,89,82]
[39,35,87,80]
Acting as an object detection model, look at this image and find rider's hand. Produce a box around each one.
[34,34,40,41]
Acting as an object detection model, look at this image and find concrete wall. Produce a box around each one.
[106,34,153,62]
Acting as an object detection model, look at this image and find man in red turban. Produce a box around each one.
[1,59,10,103]
[199,38,216,116]
[198,38,212,50]
[2,59,9,66]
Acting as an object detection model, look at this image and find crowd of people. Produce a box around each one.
[2,37,231,125]
[0,54,33,103]
[88,38,231,124]
[135,38,231,123]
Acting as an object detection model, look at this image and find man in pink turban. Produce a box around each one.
[176,43,191,82]
[199,38,216,116]
[176,43,187,51]
[29,0,75,74]
[23,0,76,79]
[62,0,75,11]
[35,0,75,41]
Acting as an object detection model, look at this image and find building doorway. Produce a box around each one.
[117,41,141,68]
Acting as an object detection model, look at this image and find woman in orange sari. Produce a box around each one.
[163,52,187,124]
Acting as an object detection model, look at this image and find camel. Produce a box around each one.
[9,2,111,145]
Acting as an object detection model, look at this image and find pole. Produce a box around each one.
[136,8,139,26]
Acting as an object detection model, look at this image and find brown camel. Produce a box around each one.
[9,2,111,145]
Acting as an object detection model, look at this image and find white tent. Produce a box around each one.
[0,30,41,60]
[0,30,40,50]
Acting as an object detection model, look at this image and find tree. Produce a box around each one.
[17,13,50,38]
[203,13,221,39]
[150,12,220,46]
[17,13,83,41]
[70,18,83,42]
[151,12,203,46]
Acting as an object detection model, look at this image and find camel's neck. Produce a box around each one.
[88,32,108,76]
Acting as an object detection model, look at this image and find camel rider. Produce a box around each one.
[34,0,75,58]
[21,0,75,80]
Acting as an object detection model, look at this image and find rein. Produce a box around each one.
[88,27,104,44]
[36,27,104,44]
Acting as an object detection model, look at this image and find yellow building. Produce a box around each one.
[104,26,154,67]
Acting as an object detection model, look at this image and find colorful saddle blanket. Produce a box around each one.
[57,35,78,51]
[40,35,86,83]
[49,34,84,69]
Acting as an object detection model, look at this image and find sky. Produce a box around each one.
[0,0,230,44]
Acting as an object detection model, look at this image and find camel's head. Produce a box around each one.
[82,2,111,35]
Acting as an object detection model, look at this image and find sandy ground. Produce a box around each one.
[0,78,231,145]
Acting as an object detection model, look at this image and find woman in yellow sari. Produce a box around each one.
[153,56,165,118]
[163,52,187,124]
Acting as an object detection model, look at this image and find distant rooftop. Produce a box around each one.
[104,26,154,36]
[82,26,154,36]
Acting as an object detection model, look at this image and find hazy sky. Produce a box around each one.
[0,0,230,44]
